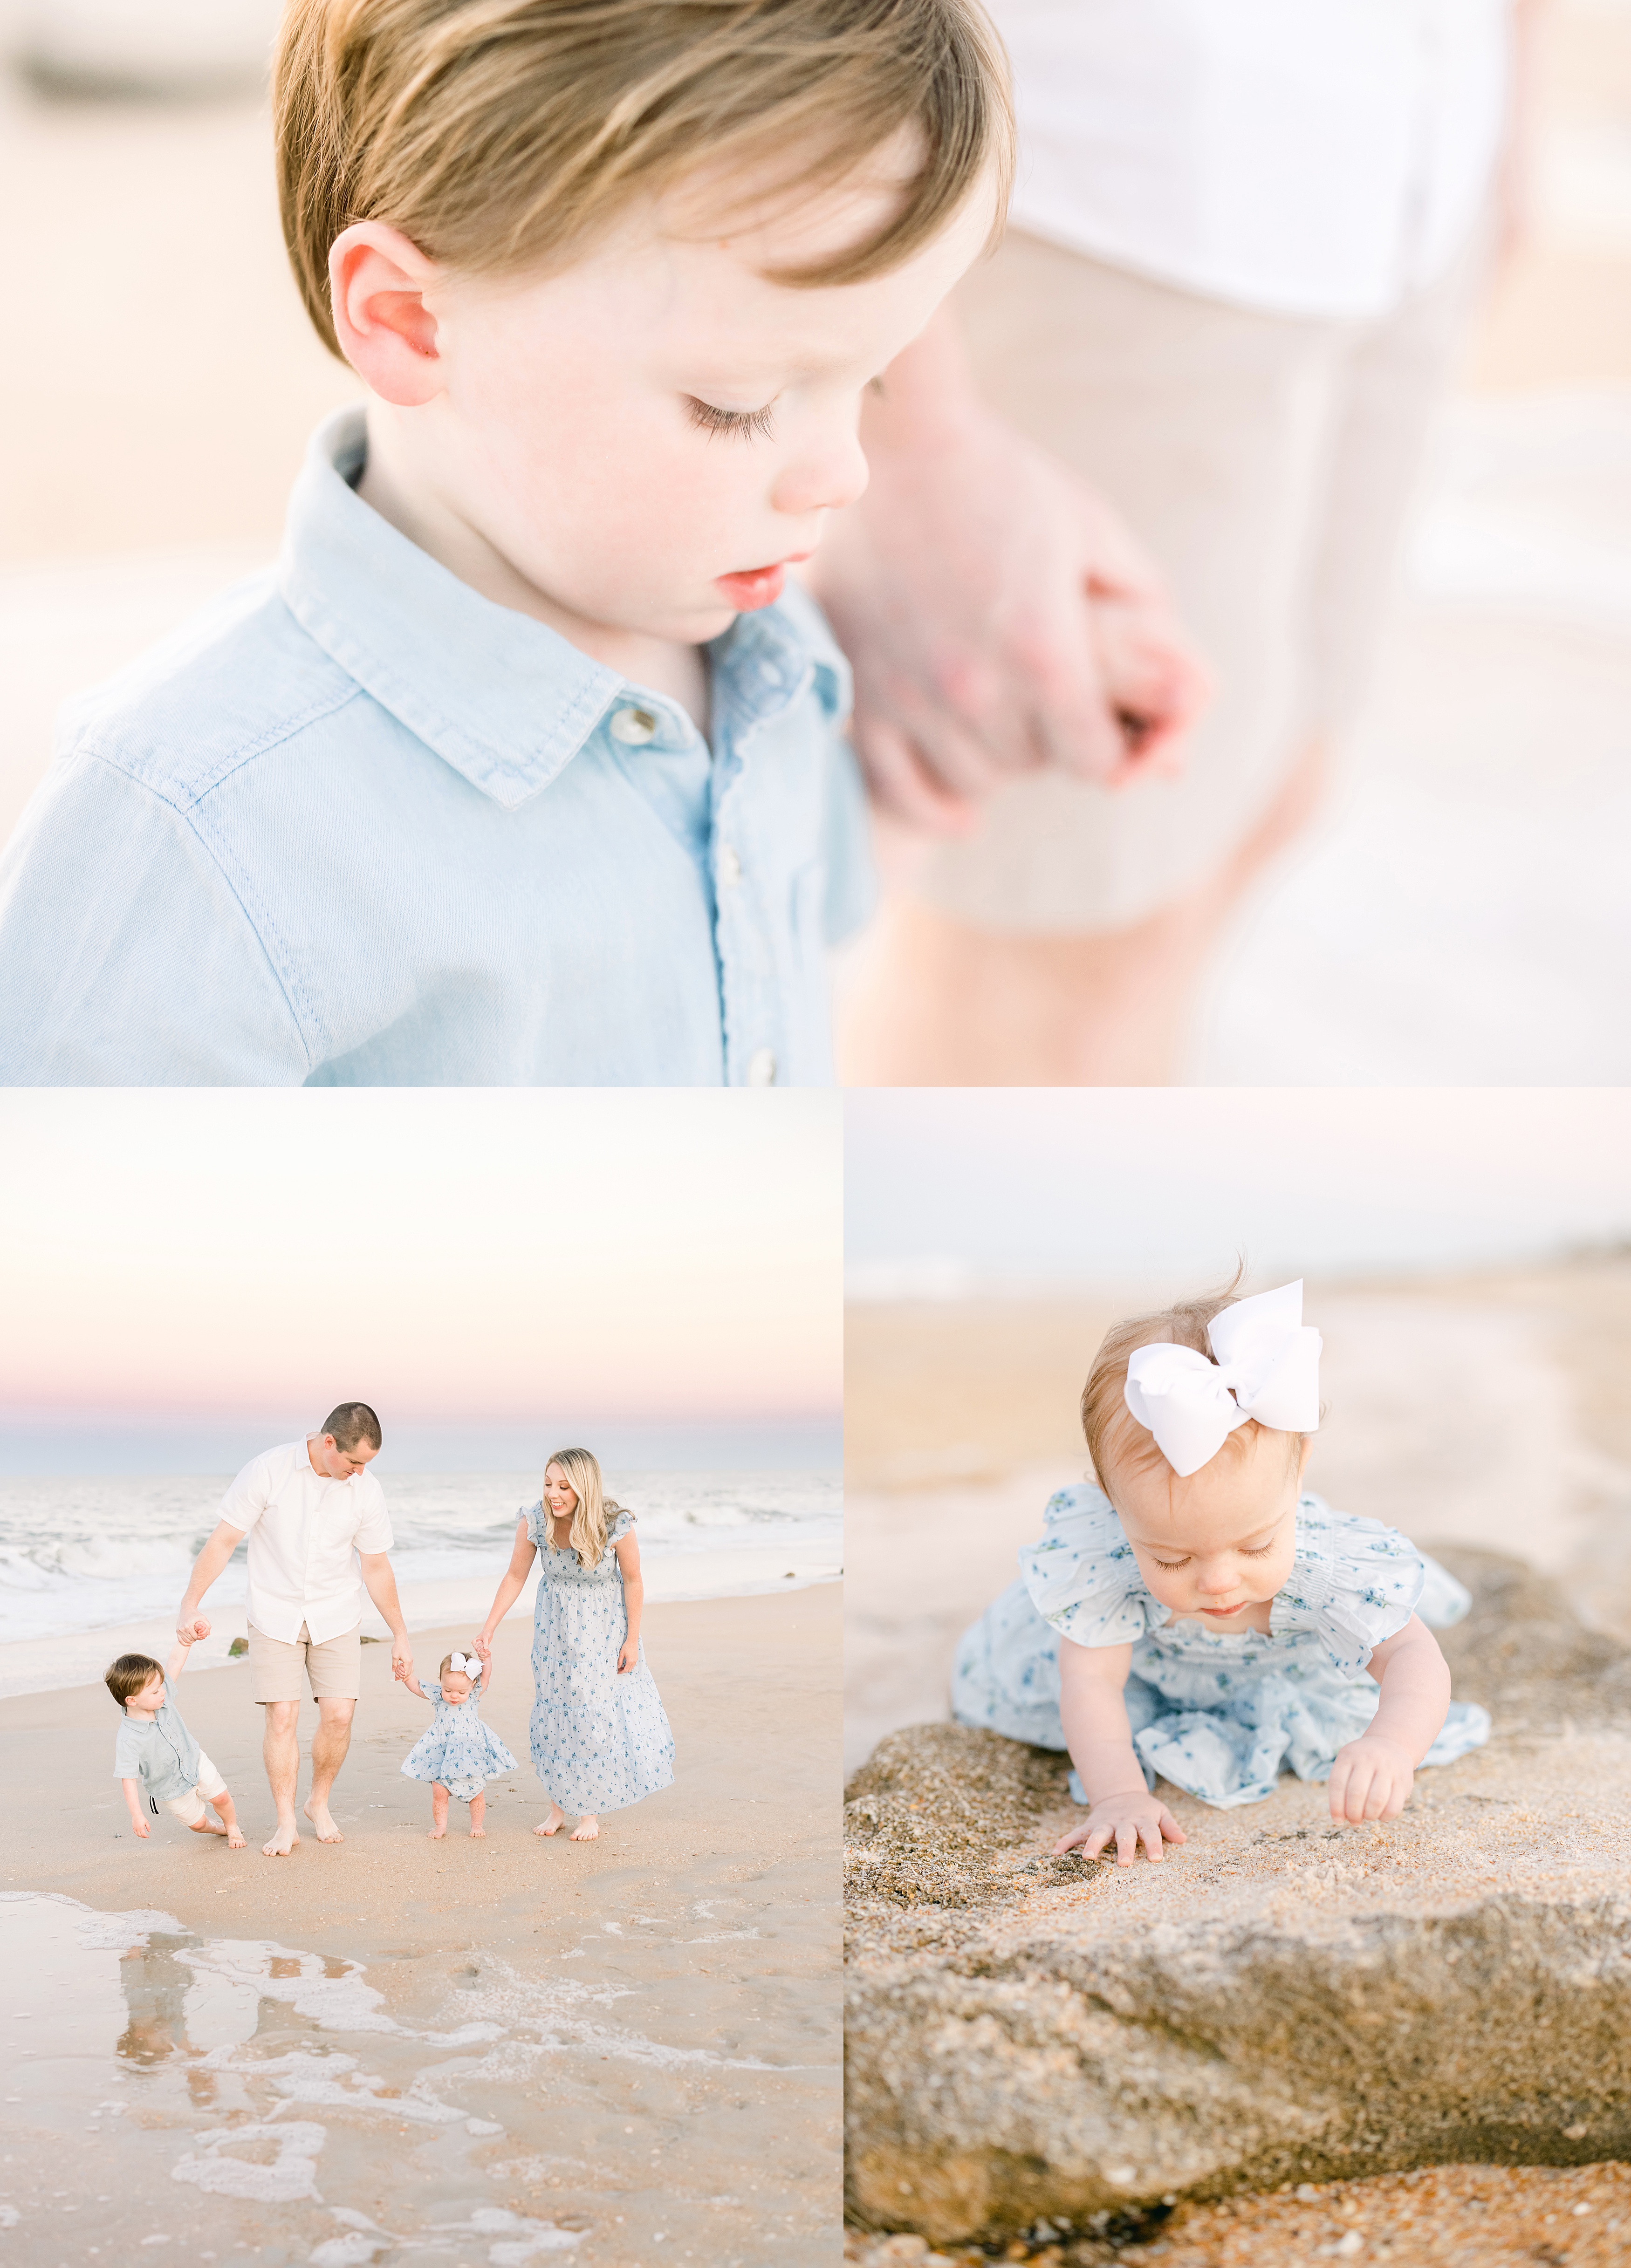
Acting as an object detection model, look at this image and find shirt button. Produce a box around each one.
[718,845,742,888]
[746,1048,777,1087]
[610,705,658,745]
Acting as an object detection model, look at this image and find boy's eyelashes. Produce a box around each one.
[684,395,777,442]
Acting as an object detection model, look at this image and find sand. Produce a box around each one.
[844,2161,1631,2265]
[0,1583,840,2267]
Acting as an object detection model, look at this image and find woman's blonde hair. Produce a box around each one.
[274,0,1014,358]
[1081,1267,1315,1495]
[543,1446,627,1569]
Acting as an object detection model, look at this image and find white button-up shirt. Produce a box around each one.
[988,0,1512,319]
[220,1439,394,1644]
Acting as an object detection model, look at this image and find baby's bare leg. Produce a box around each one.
[468,1792,487,1838]
[428,1784,449,1838]
[211,1790,246,1848]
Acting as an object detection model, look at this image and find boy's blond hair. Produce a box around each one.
[275,0,1014,359]
[1082,1269,1314,1495]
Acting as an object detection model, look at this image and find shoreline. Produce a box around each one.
[0,1554,841,1701]
[0,1585,841,2266]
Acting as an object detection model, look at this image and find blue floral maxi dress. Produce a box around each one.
[953,1487,1491,1809]
[525,1503,676,1816]
[401,1682,518,1801]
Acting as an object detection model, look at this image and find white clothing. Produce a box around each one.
[220,1439,393,1644]
[986,0,1512,318]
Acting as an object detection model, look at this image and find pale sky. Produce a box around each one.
[847,1089,1631,1293]
[0,1092,840,1441]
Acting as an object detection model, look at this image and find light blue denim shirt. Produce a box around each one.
[0,408,875,1086]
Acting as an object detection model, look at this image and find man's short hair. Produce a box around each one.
[106,1653,164,1707]
[322,1402,384,1453]
[274,0,1013,357]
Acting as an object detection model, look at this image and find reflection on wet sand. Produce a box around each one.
[2,1890,830,2264]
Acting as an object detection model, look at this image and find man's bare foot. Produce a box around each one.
[262,1822,300,1857]
[470,1824,487,1838]
[569,1816,600,1842]
[303,1797,344,1844]
[535,1805,566,1838]
[427,1824,446,1840]
[227,1828,247,1849]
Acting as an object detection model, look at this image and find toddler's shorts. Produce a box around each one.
[165,1750,228,1826]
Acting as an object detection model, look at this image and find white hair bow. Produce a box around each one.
[448,1652,483,1681]
[1122,1281,1322,1478]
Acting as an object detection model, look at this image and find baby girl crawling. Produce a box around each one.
[953,1279,1489,1864]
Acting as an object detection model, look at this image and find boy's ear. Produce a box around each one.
[329,222,445,406]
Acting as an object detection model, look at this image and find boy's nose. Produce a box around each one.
[771,430,870,519]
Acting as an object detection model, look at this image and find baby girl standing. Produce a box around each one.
[954,1280,1490,1862]
[479,1449,675,1844]
[397,1646,518,1838]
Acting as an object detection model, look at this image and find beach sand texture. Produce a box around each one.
[0,1585,839,2267]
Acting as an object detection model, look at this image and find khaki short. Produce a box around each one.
[249,1621,362,1705]
[906,225,1484,934]
[165,1749,228,1827]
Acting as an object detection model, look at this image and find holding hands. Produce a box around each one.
[1329,1733,1415,1824]
[1053,1787,1187,1868]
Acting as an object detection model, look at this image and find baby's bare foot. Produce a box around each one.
[569,1816,600,1842]
[535,1805,566,1838]
[427,1824,446,1839]
[227,1829,247,1849]
[262,1822,300,1858]
[470,1824,487,1838]
[192,1817,227,1836]
[303,1797,344,1844]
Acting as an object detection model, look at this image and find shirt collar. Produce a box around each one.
[279,408,847,810]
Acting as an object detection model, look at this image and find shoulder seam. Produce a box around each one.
[72,751,321,1072]
[72,675,366,813]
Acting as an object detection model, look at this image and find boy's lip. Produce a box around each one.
[714,552,812,612]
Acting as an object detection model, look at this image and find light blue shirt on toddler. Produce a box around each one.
[0,408,875,1086]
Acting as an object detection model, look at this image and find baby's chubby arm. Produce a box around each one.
[1050,1638,1186,1867]
[393,1665,431,1702]
[165,1635,197,1682]
[1328,1614,1453,1825]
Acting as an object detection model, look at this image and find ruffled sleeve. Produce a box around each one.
[606,1508,635,1545]
[426,1682,443,1705]
[1272,1495,1427,1674]
[1017,1484,1169,1647]
[522,1499,545,1547]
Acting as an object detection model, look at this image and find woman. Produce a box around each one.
[476,1448,674,1842]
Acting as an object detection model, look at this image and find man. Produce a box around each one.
[177,1402,411,1857]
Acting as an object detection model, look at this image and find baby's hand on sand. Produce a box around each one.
[1054,1789,1186,1867]
[1329,1734,1415,1824]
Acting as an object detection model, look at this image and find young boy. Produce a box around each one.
[108,1642,246,1847]
[0,0,1012,1086]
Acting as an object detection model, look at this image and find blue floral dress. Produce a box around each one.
[401,1681,518,1801]
[953,1486,1491,1809]
[525,1502,676,1816]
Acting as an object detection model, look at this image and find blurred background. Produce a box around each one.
[844,1088,1631,1774]
[0,0,1628,1080]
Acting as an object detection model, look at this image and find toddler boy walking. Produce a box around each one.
[0,0,1011,1086]
[108,1640,246,1847]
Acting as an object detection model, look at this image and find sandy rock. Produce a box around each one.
[844,1548,1631,2247]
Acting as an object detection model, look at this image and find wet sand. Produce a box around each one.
[0,1584,840,2266]
[844,1256,1631,1775]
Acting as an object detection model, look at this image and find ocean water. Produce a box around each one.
[0,1470,841,1652]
